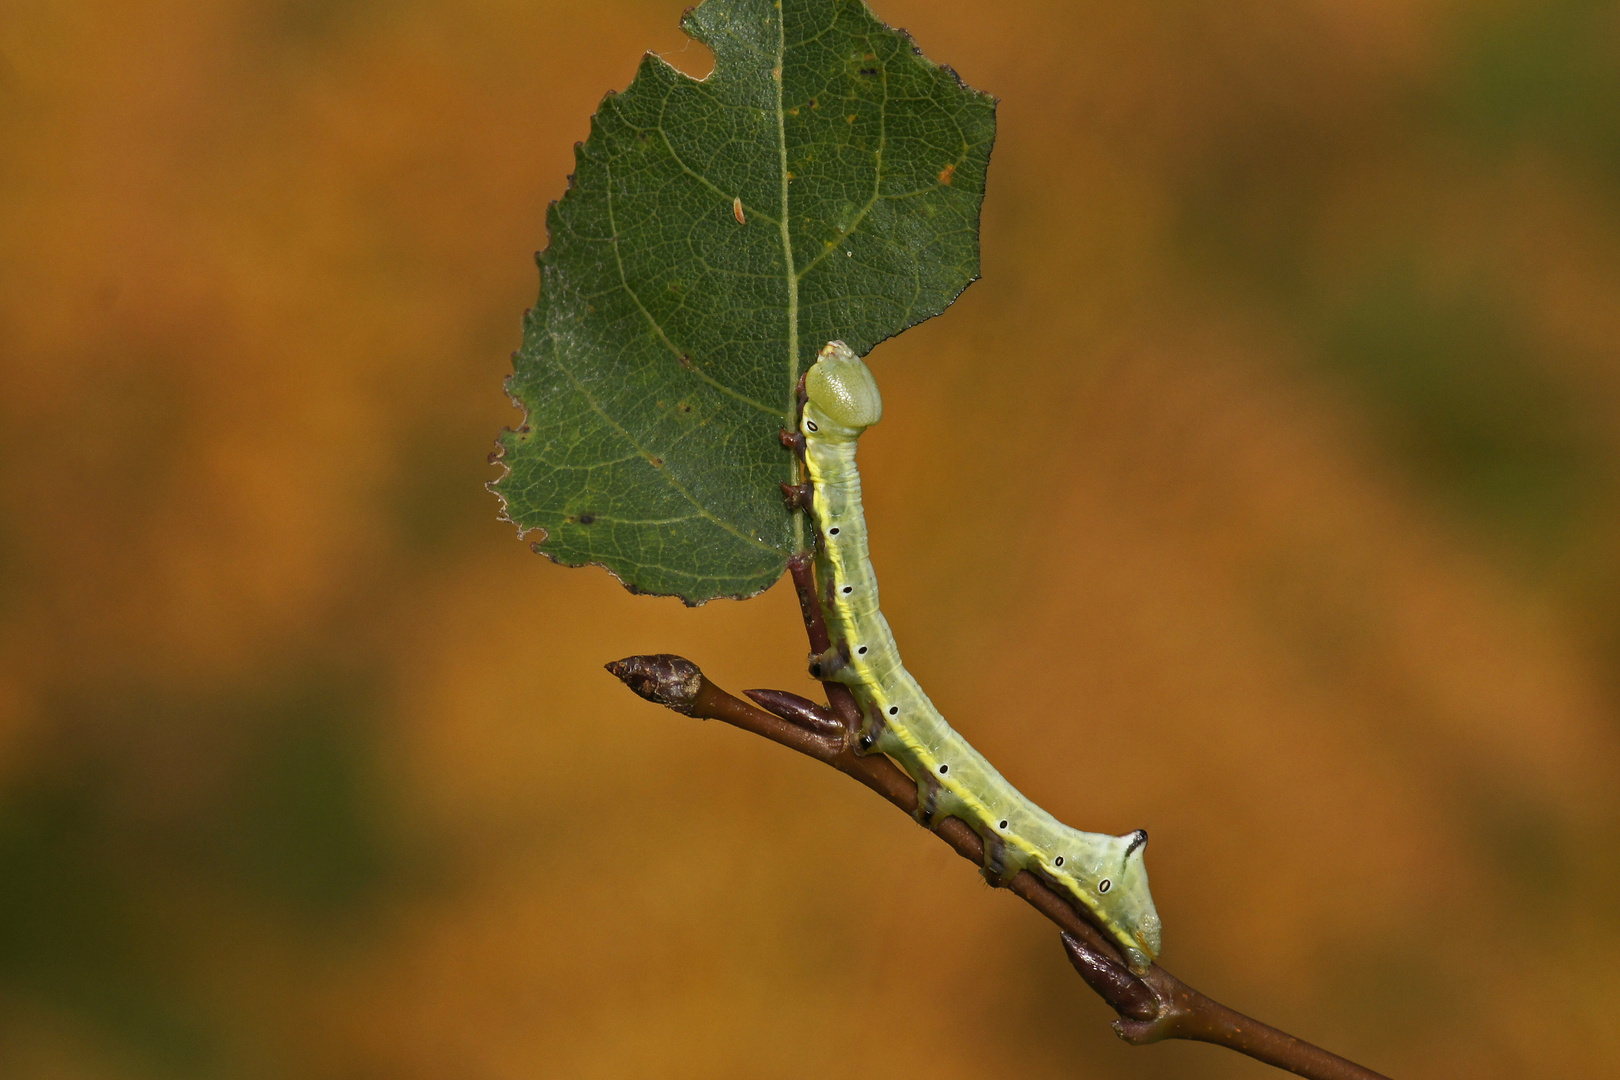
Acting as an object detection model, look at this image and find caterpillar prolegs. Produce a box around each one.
[791,341,1162,973]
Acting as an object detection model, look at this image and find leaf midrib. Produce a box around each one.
[772,7,803,553]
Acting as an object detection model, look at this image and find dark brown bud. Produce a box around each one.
[1060,932,1158,1022]
[743,688,843,737]
[605,654,704,716]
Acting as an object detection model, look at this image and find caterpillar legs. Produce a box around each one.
[914,772,943,826]
[806,645,847,681]
[906,772,1018,886]
[779,481,812,510]
[981,831,1018,888]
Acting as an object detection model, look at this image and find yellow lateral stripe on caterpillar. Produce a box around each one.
[798,341,1162,972]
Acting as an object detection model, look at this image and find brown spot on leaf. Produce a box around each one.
[648,456,663,468]
[938,163,955,185]
[732,197,746,225]
[678,353,693,369]
[574,513,596,525]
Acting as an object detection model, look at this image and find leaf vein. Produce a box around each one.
[602,155,779,418]
[542,322,780,556]
[793,41,890,283]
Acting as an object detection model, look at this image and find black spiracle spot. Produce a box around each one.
[937,764,949,775]
[1054,856,1065,868]
[857,646,867,654]
[1099,879,1112,894]
[829,527,840,535]
[888,706,898,715]
[998,820,1008,830]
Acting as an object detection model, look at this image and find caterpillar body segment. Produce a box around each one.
[797,341,1162,972]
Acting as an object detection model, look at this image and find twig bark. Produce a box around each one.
[602,557,1391,1080]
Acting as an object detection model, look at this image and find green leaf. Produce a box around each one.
[491,0,995,603]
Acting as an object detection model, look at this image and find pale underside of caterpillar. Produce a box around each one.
[789,340,1162,973]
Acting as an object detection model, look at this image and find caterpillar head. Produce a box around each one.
[802,341,882,439]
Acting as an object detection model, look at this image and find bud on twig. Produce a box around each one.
[605,654,704,715]
[1060,931,1160,1023]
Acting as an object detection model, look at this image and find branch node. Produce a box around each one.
[605,654,704,716]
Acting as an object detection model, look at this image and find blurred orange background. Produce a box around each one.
[3,0,1619,1076]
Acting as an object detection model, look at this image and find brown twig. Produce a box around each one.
[785,551,862,734]
[601,559,1391,1079]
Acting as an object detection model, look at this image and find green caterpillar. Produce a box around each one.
[792,341,1162,972]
